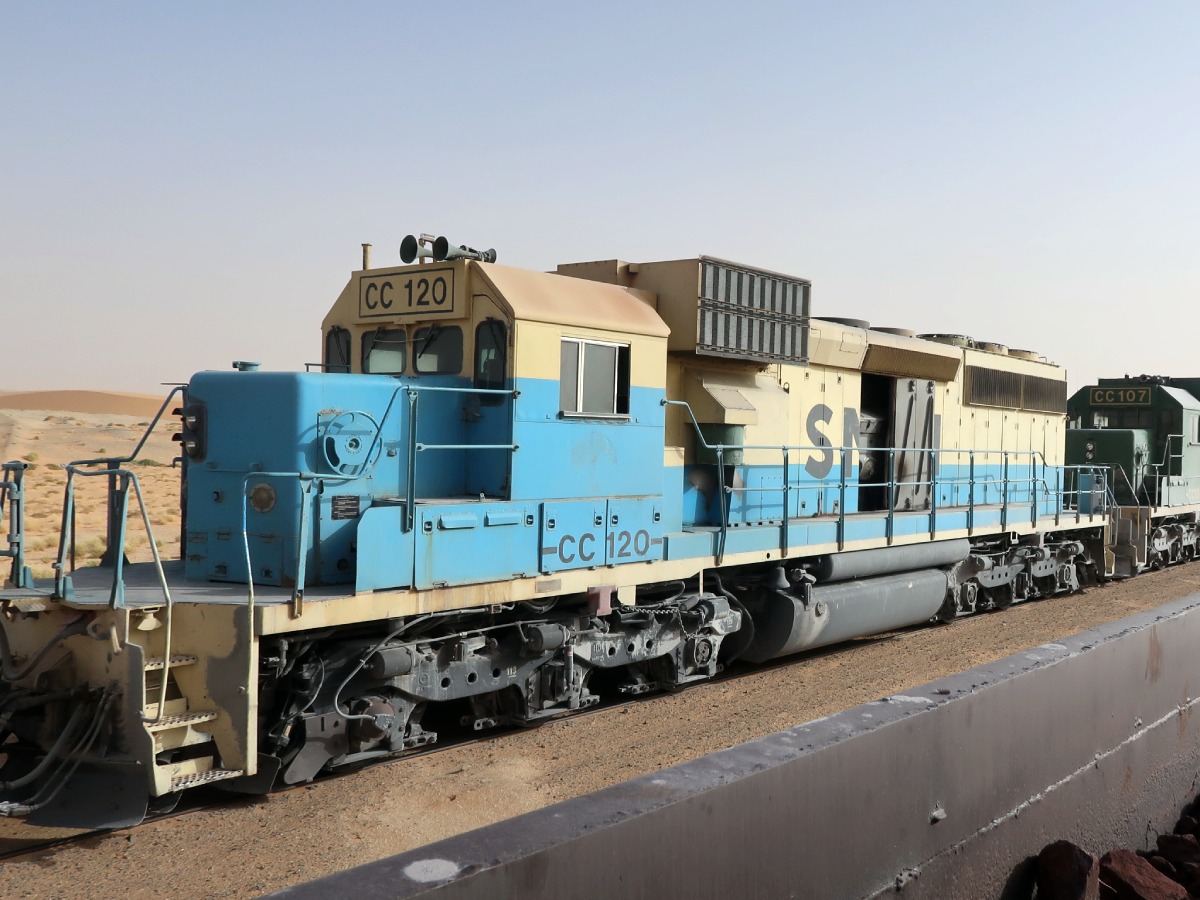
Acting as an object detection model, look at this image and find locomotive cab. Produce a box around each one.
[1067,376,1200,506]
[183,250,671,594]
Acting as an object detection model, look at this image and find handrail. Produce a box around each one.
[663,398,1106,561]
[238,472,331,617]
[235,382,521,611]
[43,388,183,723]
[64,386,185,471]
[53,468,172,607]
[1,462,32,589]
[402,384,520,533]
[1143,432,1194,506]
[53,465,176,724]
[60,385,187,570]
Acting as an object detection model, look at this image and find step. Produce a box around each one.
[146,710,218,732]
[143,698,189,719]
[153,722,217,754]
[144,654,199,672]
[170,767,244,790]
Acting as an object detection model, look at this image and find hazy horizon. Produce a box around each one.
[3,2,1197,396]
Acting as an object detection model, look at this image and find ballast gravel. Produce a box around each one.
[4,567,1200,898]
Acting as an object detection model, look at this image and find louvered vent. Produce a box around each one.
[862,345,961,381]
[966,367,1023,408]
[966,366,1067,413]
[1023,375,1068,413]
[697,258,810,364]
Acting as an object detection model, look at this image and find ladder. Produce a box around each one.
[140,651,244,795]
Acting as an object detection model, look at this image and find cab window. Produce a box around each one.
[413,325,463,374]
[474,320,507,405]
[325,326,351,373]
[362,328,407,375]
[560,337,630,416]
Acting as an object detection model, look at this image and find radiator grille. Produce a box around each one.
[1023,375,1069,413]
[966,366,1067,413]
[698,259,809,365]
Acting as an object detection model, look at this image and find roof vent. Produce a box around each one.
[919,333,974,348]
[1008,349,1041,361]
[871,327,916,337]
[976,342,1009,355]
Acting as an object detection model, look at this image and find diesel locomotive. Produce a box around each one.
[1,235,1197,828]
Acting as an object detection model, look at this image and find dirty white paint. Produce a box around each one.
[403,858,461,883]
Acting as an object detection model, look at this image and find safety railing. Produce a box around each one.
[234,382,520,616]
[1,461,33,589]
[54,386,185,599]
[665,399,1111,564]
[1141,433,1200,507]
[402,384,519,532]
[51,387,184,724]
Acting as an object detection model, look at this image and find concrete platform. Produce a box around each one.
[272,591,1200,899]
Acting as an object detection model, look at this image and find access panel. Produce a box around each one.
[540,501,608,573]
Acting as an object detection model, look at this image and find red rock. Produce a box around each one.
[1145,856,1179,882]
[1036,840,1100,900]
[1099,849,1188,899]
[1157,834,1200,870]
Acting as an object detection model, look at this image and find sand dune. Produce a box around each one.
[0,390,168,418]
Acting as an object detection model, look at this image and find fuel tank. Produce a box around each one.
[740,569,949,662]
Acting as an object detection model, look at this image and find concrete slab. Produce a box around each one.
[272,592,1200,899]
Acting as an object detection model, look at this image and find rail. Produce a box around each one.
[235,382,521,615]
[664,399,1110,564]
[47,387,184,723]
[402,384,519,532]
[0,462,33,589]
[54,465,175,723]
[1141,432,1200,506]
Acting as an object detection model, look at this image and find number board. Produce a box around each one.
[359,268,457,318]
[1089,387,1151,406]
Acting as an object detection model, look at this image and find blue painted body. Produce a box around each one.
[184,371,670,591]
[183,369,1068,594]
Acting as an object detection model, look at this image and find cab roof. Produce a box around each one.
[473,262,669,338]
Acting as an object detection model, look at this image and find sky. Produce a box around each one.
[1,2,1197,395]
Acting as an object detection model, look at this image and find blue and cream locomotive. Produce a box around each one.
[0,235,1182,827]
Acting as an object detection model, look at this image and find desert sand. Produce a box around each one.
[0,390,182,577]
[0,391,169,419]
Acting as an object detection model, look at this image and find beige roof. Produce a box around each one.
[473,262,669,338]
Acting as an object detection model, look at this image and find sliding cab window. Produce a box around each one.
[325,326,351,373]
[560,337,630,417]
[413,325,464,374]
[474,320,508,405]
[362,328,407,375]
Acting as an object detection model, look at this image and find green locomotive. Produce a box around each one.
[1067,376,1200,507]
[1067,375,1200,576]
